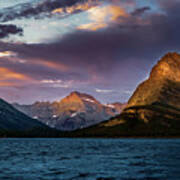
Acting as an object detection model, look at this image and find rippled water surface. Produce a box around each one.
[0,138,180,180]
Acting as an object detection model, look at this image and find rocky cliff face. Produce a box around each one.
[121,52,180,125]
[14,92,125,131]
[115,52,180,133]
[69,53,180,137]
[127,52,180,108]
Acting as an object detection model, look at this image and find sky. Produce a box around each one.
[0,0,180,104]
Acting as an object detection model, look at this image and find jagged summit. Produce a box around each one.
[13,92,124,131]
[56,91,102,116]
[122,51,180,131]
[150,52,180,81]
[68,91,82,98]
[60,91,84,107]
[69,91,85,96]
[127,52,180,108]
[68,91,98,101]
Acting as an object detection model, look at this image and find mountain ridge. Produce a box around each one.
[0,97,59,137]
[127,52,180,108]
[65,52,180,137]
[13,91,125,131]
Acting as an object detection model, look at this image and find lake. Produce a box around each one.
[0,138,180,180]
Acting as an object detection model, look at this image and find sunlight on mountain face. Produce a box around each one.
[1,0,180,144]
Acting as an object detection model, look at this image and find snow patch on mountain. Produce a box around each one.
[83,98,95,103]
[105,104,115,108]
[71,112,78,117]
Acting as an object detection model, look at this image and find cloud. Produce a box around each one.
[0,24,23,39]
[52,0,99,15]
[95,88,114,93]
[0,51,17,57]
[29,59,70,72]
[0,2,178,88]
[0,0,100,23]
[77,4,128,31]
[41,79,73,88]
[78,23,107,31]
[131,6,151,16]
[1,0,180,104]
[41,79,62,84]
[0,66,31,87]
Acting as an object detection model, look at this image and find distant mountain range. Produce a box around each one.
[2,52,180,137]
[13,91,125,131]
[67,53,180,137]
[0,98,57,137]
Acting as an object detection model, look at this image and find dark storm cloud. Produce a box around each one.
[0,24,23,38]
[1,0,180,86]
[158,0,180,18]
[4,6,176,61]
[0,0,98,23]
[1,0,180,103]
[131,6,151,16]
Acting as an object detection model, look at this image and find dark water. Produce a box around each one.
[0,138,180,180]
